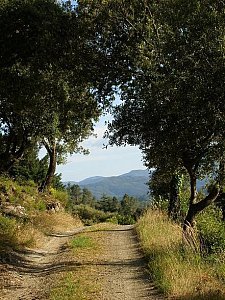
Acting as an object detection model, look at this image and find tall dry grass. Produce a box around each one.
[0,212,83,252]
[33,211,83,234]
[26,211,83,248]
[0,177,83,252]
[136,209,225,299]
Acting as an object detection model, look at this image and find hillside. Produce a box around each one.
[66,170,150,200]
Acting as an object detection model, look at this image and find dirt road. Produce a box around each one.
[0,225,164,300]
[94,225,164,300]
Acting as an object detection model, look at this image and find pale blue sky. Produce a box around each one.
[56,115,145,182]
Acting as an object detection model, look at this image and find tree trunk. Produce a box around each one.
[183,185,219,251]
[216,161,225,220]
[183,158,223,229]
[168,174,181,221]
[39,140,57,192]
[182,167,197,228]
[182,158,221,250]
[184,185,219,230]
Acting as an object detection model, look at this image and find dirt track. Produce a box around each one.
[94,225,164,300]
[0,225,164,300]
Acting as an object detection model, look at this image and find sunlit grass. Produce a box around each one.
[33,211,82,235]
[136,209,225,299]
[49,231,102,300]
[49,272,98,300]
[70,236,94,249]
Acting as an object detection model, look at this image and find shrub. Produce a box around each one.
[50,188,68,206]
[34,199,47,211]
[117,214,136,225]
[72,204,112,225]
[106,215,118,224]
[196,206,225,254]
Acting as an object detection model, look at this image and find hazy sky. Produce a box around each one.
[56,115,145,182]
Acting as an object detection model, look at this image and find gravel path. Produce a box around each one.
[95,225,163,300]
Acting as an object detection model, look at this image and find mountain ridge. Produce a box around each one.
[65,170,150,200]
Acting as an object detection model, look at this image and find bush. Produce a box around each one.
[34,199,47,211]
[50,188,69,206]
[196,206,225,254]
[117,214,136,225]
[72,204,112,225]
[105,215,118,224]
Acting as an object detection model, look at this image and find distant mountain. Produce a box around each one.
[64,170,209,200]
[65,170,150,200]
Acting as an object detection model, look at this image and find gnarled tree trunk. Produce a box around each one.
[184,186,219,229]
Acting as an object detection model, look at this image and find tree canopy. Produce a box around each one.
[104,0,225,227]
[0,0,126,188]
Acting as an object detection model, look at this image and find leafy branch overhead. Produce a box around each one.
[92,0,225,227]
[0,0,122,189]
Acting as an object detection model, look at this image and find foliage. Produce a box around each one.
[67,184,97,208]
[50,188,69,207]
[102,0,225,226]
[150,170,191,222]
[9,146,48,184]
[149,169,171,201]
[0,176,82,257]
[116,214,136,225]
[51,173,66,191]
[66,184,83,205]
[197,206,225,255]
[67,184,146,224]
[71,204,112,225]
[0,0,120,188]
[81,188,96,207]
[120,193,139,216]
[97,194,121,213]
[0,176,68,212]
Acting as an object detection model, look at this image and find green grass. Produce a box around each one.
[49,234,100,300]
[70,236,94,250]
[0,176,82,254]
[49,273,89,300]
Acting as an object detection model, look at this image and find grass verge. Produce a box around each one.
[136,209,225,299]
